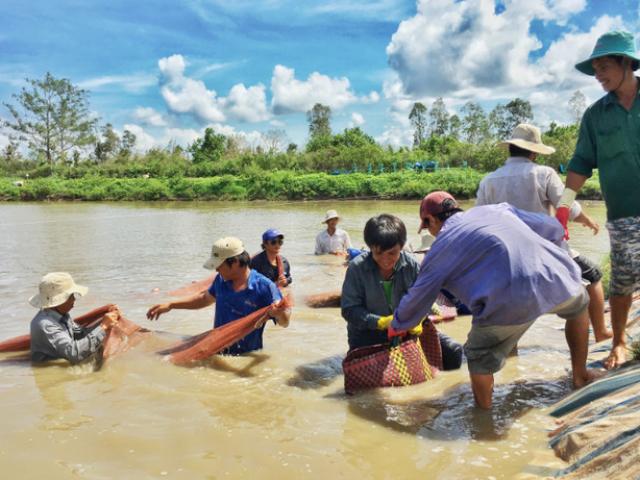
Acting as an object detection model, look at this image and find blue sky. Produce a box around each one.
[1,0,638,152]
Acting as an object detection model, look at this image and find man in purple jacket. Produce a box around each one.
[392,191,597,409]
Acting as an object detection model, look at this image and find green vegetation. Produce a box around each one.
[1,73,600,202]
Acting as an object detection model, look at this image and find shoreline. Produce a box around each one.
[0,170,602,202]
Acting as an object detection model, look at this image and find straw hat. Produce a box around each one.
[29,272,88,309]
[499,124,555,155]
[203,237,245,270]
[413,233,434,253]
[322,209,340,223]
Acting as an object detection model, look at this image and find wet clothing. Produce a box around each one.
[315,228,352,254]
[393,204,583,331]
[207,269,282,355]
[30,308,106,363]
[607,215,640,296]
[341,251,462,368]
[250,251,292,286]
[568,79,640,222]
[464,288,589,374]
[476,156,582,219]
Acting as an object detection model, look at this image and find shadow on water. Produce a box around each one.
[329,376,570,441]
[286,354,344,389]
[186,352,271,378]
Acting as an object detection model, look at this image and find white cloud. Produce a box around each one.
[270,64,377,114]
[386,0,603,98]
[158,54,227,123]
[132,107,167,127]
[157,54,270,124]
[78,73,157,92]
[122,124,158,152]
[226,83,271,122]
[349,112,365,127]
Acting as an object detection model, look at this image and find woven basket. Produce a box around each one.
[343,323,440,394]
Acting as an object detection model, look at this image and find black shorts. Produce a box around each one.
[573,254,603,284]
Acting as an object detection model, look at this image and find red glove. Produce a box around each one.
[556,205,570,240]
[387,325,407,340]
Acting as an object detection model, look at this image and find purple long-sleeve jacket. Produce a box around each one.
[393,203,583,330]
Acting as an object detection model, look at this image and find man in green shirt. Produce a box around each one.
[556,31,640,369]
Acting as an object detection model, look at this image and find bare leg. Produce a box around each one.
[586,281,612,342]
[604,294,633,369]
[564,310,594,388]
[470,373,494,409]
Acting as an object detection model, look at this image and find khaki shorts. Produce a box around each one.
[464,288,589,375]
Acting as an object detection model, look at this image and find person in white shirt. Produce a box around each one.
[315,209,352,255]
[476,123,612,342]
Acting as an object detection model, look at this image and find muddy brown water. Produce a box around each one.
[0,200,610,479]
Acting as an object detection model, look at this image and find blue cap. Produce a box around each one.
[262,228,284,242]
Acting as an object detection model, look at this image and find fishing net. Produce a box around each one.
[101,313,151,359]
[159,297,292,365]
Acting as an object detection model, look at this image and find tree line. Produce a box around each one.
[1,72,588,179]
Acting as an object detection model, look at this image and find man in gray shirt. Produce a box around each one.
[29,272,119,364]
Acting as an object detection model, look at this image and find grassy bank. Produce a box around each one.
[0,169,602,201]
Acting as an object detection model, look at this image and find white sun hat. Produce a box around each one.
[29,272,88,309]
[499,123,556,155]
[203,237,246,270]
[323,209,340,223]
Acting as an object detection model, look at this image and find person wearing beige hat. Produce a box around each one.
[29,272,119,364]
[315,209,352,255]
[147,237,290,355]
[557,31,640,369]
[476,123,611,343]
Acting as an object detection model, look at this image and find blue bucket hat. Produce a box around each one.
[575,31,640,76]
[262,228,284,242]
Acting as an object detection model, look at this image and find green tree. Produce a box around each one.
[4,72,95,169]
[94,123,120,162]
[504,98,533,132]
[307,103,332,139]
[409,102,427,147]
[568,90,587,125]
[488,104,510,140]
[119,129,136,158]
[428,97,449,137]
[448,114,462,139]
[461,101,489,144]
[331,127,376,148]
[189,128,227,163]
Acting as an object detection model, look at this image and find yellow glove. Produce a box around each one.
[377,315,393,330]
[430,303,442,316]
[408,321,423,336]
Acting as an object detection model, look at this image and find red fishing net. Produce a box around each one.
[159,297,292,365]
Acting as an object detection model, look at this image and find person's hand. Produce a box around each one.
[147,303,171,321]
[387,325,407,340]
[556,206,570,240]
[376,315,393,330]
[100,311,120,331]
[276,275,288,288]
[579,215,600,235]
[408,321,423,336]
